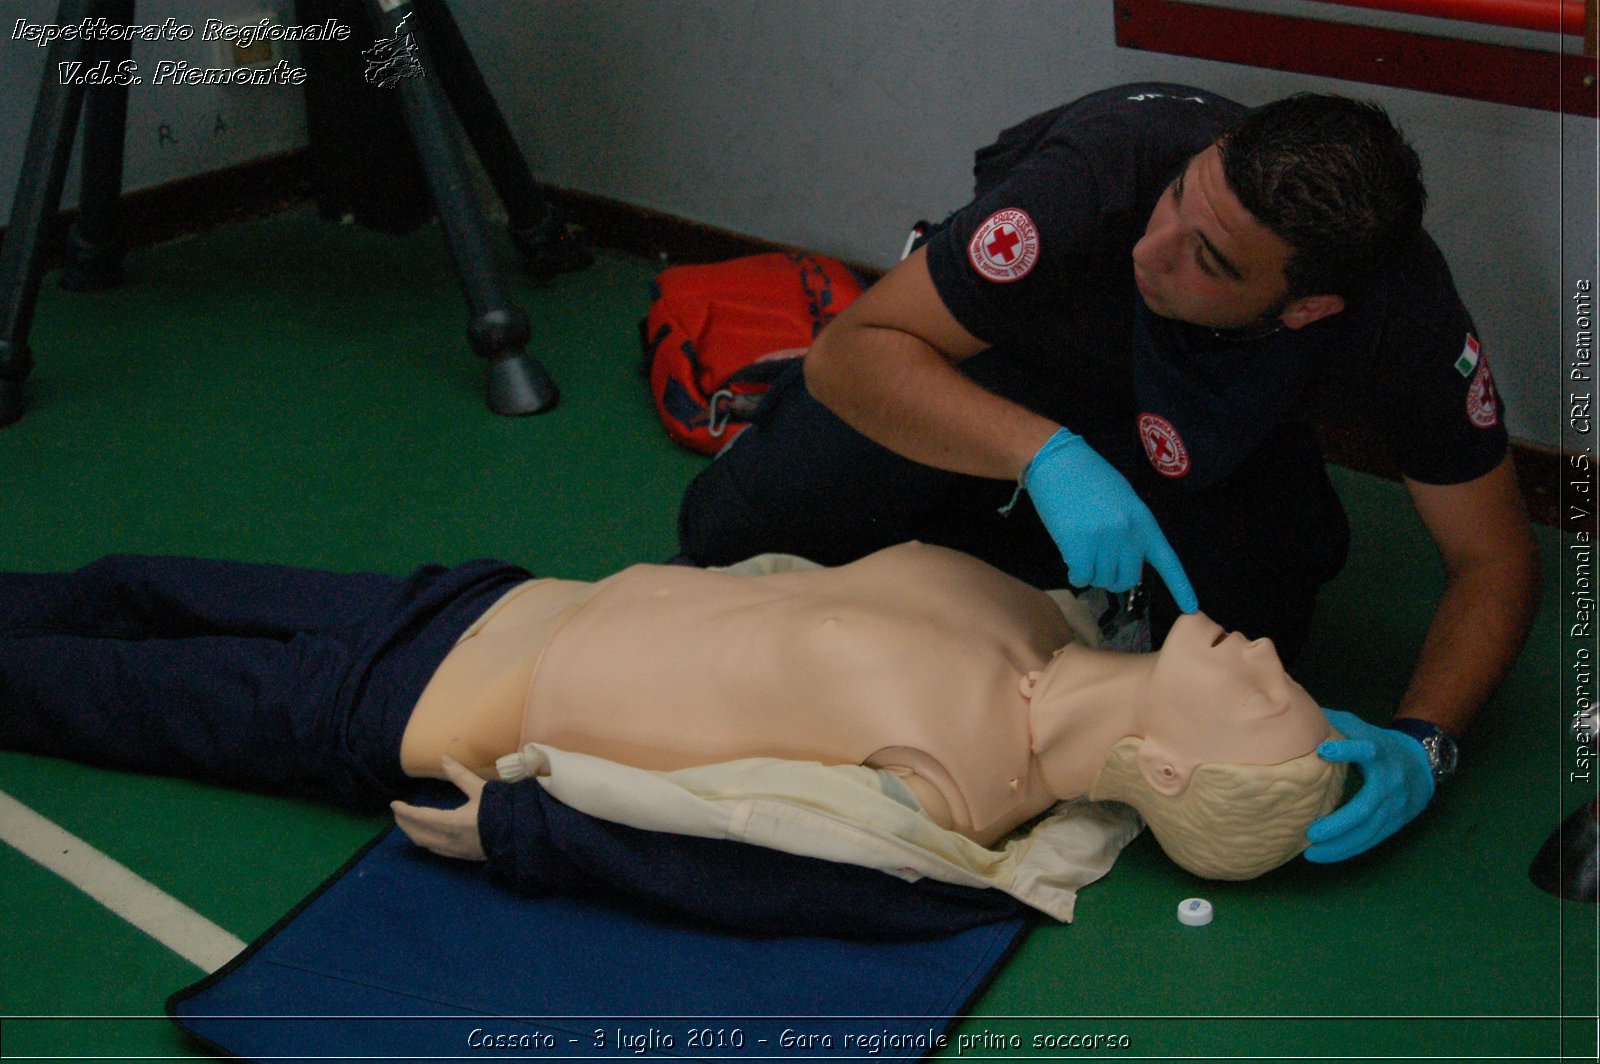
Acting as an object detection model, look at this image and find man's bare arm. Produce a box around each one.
[806,245,1198,607]
[803,246,1060,481]
[1399,454,1542,735]
[1306,455,1539,863]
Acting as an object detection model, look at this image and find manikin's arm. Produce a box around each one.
[393,759,1026,936]
[1308,456,1539,862]
[805,249,1197,605]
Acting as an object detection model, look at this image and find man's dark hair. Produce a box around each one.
[1218,94,1426,302]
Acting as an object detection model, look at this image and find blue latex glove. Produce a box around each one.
[1023,427,1198,611]
[1305,708,1434,863]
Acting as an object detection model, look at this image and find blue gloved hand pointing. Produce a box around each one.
[1305,708,1434,863]
[1022,427,1199,612]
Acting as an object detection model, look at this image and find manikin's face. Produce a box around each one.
[1140,613,1328,770]
[1130,145,1296,331]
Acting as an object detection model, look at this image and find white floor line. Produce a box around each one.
[0,788,246,973]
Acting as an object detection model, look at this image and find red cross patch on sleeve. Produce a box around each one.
[967,209,1041,283]
[1466,349,1499,429]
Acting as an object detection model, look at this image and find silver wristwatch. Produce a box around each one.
[1391,717,1460,783]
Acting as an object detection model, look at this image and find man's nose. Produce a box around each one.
[1133,227,1176,275]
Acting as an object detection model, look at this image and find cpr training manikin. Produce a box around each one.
[400,542,1347,914]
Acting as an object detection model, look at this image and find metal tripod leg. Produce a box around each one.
[0,0,97,427]
[365,0,558,416]
[62,0,135,293]
[408,0,592,281]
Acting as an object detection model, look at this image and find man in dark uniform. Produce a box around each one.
[676,84,1541,863]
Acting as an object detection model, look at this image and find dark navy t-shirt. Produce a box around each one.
[924,82,1508,493]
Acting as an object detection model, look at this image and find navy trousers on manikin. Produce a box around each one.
[0,554,530,810]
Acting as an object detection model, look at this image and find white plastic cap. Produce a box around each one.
[1177,897,1214,927]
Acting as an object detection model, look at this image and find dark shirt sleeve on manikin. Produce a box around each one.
[475,779,1027,938]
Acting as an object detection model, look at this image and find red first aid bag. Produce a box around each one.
[641,252,865,454]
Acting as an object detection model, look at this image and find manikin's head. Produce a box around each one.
[1086,613,1347,879]
[1132,93,1425,333]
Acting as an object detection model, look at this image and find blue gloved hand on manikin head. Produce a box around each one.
[1022,427,1199,612]
[1305,708,1434,862]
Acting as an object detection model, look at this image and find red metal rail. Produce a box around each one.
[1311,0,1586,36]
[1312,0,1587,35]
[1114,0,1598,115]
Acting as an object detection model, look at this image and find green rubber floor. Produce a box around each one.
[0,207,1591,1062]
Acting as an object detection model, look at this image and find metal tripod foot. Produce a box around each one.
[0,338,31,428]
[509,204,593,283]
[0,382,22,428]
[486,352,559,415]
[59,222,126,292]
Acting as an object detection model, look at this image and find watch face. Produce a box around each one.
[1427,733,1460,777]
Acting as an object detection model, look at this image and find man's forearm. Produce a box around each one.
[1395,550,1540,736]
[804,324,1057,481]
[801,246,1059,482]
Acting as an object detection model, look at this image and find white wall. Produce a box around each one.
[452,0,1591,452]
[0,0,306,215]
[0,0,1590,450]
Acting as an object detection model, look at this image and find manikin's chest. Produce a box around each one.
[525,543,1073,836]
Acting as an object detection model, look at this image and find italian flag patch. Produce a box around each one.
[1454,333,1480,378]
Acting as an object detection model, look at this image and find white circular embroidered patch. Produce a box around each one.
[1467,356,1499,429]
[1138,413,1191,478]
[967,209,1040,283]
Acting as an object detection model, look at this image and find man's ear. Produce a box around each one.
[1279,293,1345,330]
[1135,739,1193,797]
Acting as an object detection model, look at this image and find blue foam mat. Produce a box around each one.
[169,827,1032,1062]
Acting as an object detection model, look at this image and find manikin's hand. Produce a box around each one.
[1024,428,1199,612]
[1305,709,1434,863]
[391,755,488,862]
